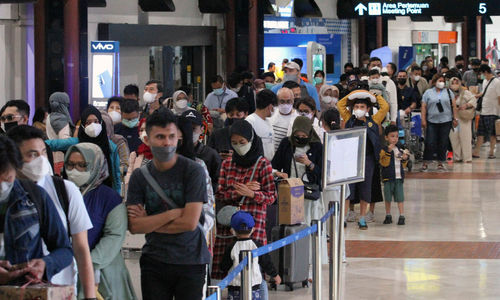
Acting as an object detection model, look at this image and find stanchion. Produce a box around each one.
[312,219,322,300]
[240,250,253,300]
[207,286,221,300]
[328,201,340,300]
[337,184,347,300]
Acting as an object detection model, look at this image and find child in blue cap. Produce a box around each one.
[220,211,281,300]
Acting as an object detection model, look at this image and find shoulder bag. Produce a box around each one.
[476,78,495,112]
[293,153,321,201]
[216,156,262,227]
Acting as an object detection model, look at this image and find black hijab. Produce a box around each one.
[78,105,114,188]
[176,116,196,161]
[229,120,264,168]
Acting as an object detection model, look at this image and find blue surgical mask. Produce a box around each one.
[122,118,139,128]
[265,82,275,89]
[214,88,224,96]
[314,77,323,84]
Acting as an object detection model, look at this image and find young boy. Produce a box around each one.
[380,125,410,225]
[221,211,281,300]
[368,69,390,103]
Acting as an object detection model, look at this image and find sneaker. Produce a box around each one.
[383,215,393,224]
[420,164,428,172]
[346,210,357,222]
[397,216,405,225]
[358,219,368,230]
[437,163,446,171]
[365,211,375,223]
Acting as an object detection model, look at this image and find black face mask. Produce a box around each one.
[473,68,479,73]
[3,121,18,132]
[293,136,310,147]
[456,64,464,69]
[397,78,407,85]
[225,118,238,127]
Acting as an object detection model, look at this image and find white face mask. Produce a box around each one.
[353,109,366,119]
[283,74,299,83]
[108,111,122,124]
[360,76,369,81]
[143,92,157,104]
[299,111,314,120]
[278,103,293,115]
[0,181,14,203]
[21,156,52,182]
[84,122,102,138]
[233,142,252,156]
[370,78,380,85]
[192,130,202,144]
[322,96,338,104]
[436,82,445,89]
[370,66,381,72]
[413,75,421,82]
[66,169,91,187]
[175,99,188,109]
[140,131,147,143]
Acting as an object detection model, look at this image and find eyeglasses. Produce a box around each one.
[65,162,88,171]
[0,115,21,122]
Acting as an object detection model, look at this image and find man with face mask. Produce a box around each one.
[115,99,142,153]
[269,88,298,152]
[228,72,256,114]
[0,100,30,133]
[0,135,73,285]
[246,90,278,160]
[208,98,249,160]
[127,108,210,300]
[204,76,239,130]
[271,62,321,111]
[406,66,430,106]
[143,80,164,117]
[7,125,96,298]
[462,59,481,88]
[396,70,418,116]
[182,109,221,193]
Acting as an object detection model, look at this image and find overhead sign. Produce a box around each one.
[338,0,500,18]
[90,41,120,53]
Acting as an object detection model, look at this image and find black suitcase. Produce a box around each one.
[270,224,310,291]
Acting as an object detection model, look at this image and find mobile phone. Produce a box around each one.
[436,102,444,113]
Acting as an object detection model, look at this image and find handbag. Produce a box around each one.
[216,156,262,227]
[293,153,321,201]
[457,93,476,120]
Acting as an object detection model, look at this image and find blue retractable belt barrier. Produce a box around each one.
[212,201,336,296]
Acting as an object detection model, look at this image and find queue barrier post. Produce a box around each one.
[312,219,322,300]
[337,184,347,300]
[328,200,340,300]
[240,250,253,300]
[207,286,221,300]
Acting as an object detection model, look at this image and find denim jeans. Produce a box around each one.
[140,255,206,300]
[423,121,452,162]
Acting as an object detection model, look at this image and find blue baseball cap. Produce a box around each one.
[230,211,255,231]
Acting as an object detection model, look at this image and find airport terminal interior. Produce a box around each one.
[0,0,499,299]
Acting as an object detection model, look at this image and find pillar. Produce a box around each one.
[476,16,482,59]
[248,0,258,76]
[64,0,80,119]
[34,0,46,109]
[376,16,383,49]
[225,0,235,74]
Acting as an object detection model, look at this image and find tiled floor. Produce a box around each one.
[125,147,500,299]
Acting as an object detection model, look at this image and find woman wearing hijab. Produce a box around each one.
[319,84,340,113]
[63,143,136,300]
[272,116,324,225]
[211,120,276,281]
[45,105,122,194]
[102,111,130,175]
[169,90,195,116]
[286,97,325,142]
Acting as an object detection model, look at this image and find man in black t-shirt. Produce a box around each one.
[127,108,210,300]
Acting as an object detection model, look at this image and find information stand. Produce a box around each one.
[322,127,367,300]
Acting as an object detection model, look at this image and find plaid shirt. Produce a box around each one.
[211,157,277,279]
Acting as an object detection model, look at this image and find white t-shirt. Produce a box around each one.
[269,110,298,151]
[246,113,275,160]
[393,147,402,180]
[38,175,93,285]
[480,78,500,116]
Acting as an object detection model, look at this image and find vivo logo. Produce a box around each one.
[91,41,119,53]
[92,43,114,51]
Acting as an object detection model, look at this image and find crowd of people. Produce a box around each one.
[0,52,498,300]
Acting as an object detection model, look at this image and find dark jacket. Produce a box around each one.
[3,180,73,282]
[271,137,323,187]
[379,146,408,182]
[238,85,256,114]
[194,142,222,193]
[208,127,232,154]
[345,116,381,162]
[114,123,141,153]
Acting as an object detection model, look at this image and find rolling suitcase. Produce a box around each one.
[270,224,310,291]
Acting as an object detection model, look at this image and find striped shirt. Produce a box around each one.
[269,110,298,151]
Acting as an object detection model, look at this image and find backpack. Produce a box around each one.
[19,179,49,241]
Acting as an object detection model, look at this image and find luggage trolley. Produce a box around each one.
[398,111,424,172]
